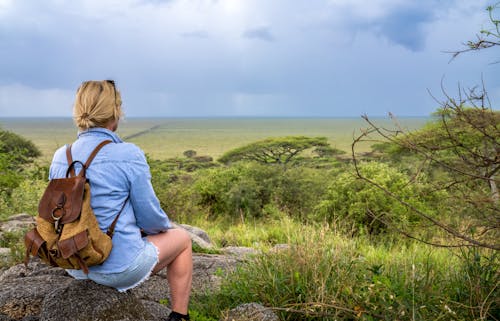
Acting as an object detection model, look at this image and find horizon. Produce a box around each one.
[0,115,432,121]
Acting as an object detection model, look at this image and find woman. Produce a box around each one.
[49,80,192,321]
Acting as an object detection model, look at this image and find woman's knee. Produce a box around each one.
[177,228,192,250]
[149,228,191,252]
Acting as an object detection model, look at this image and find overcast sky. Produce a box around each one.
[0,0,498,117]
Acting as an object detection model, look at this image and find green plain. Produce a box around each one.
[0,117,428,161]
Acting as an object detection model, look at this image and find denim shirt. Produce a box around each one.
[49,127,171,273]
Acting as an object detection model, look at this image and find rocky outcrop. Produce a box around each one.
[0,214,35,234]
[0,215,279,321]
[0,254,252,321]
[222,303,279,321]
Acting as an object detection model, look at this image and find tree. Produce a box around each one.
[312,145,346,158]
[351,5,499,250]
[450,2,500,60]
[218,136,329,166]
[354,101,499,249]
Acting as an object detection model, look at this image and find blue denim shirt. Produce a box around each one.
[49,127,171,273]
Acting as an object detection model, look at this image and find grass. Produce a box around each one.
[184,215,300,250]
[0,117,428,161]
[191,222,498,321]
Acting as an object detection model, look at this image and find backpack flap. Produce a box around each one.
[24,228,56,267]
[24,228,46,257]
[58,230,88,259]
[38,176,86,225]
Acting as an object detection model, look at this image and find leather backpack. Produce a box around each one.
[24,140,127,273]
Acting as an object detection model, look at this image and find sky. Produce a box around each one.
[0,0,499,118]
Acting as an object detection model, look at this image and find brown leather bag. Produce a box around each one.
[24,140,128,273]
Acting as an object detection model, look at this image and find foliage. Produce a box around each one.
[195,215,298,248]
[9,179,47,215]
[0,128,42,197]
[312,145,346,158]
[353,3,500,250]
[0,128,41,166]
[450,248,500,320]
[183,149,197,158]
[192,225,495,321]
[356,103,499,249]
[0,230,27,267]
[193,163,281,220]
[315,162,444,235]
[0,153,22,194]
[218,136,329,166]
[189,161,340,222]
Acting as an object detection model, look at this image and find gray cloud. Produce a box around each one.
[374,6,435,51]
[0,0,497,118]
[242,26,276,42]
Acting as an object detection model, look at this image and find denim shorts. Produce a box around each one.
[66,238,159,292]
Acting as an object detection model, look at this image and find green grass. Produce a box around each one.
[0,117,428,161]
[191,222,498,321]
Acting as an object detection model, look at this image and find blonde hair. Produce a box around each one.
[73,80,123,130]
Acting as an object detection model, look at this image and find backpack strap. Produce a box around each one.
[106,195,130,238]
[66,140,113,177]
[65,139,127,238]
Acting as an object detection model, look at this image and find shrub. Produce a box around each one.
[315,162,445,235]
[193,163,281,220]
[273,166,332,221]
[9,179,47,216]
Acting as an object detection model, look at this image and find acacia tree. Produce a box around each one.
[218,136,329,166]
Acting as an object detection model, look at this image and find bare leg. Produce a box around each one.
[147,229,192,314]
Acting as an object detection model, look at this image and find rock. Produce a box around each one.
[192,254,240,293]
[0,249,10,259]
[171,223,213,250]
[221,303,279,321]
[0,313,15,321]
[0,259,67,283]
[140,300,171,319]
[0,274,73,320]
[39,279,155,321]
[221,246,258,257]
[191,233,214,250]
[0,313,14,321]
[0,220,266,320]
[178,224,211,244]
[130,272,170,302]
[0,214,35,233]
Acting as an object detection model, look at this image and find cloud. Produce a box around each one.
[321,0,445,51]
[180,30,210,39]
[242,26,276,42]
[0,0,497,118]
[0,84,74,117]
[374,7,434,51]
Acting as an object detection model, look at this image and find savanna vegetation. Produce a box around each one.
[2,109,498,320]
[1,4,499,321]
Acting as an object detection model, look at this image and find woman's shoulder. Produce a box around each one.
[105,141,147,163]
[52,140,146,164]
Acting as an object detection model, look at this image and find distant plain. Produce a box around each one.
[0,117,429,162]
